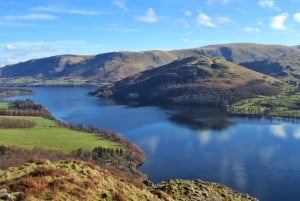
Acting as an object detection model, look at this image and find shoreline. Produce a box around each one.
[0,91,261,200]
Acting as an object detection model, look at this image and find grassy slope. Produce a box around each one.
[0,160,258,201]
[227,86,300,118]
[0,116,119,153]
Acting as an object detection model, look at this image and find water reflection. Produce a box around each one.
[269,124,300,140]
[293,128,300,140]
[167,106,235,131]
[98,99,236,132]
[4,87,300,201]
[197,131,211,146]
[270,124,287,139]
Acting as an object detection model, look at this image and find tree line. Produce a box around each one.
[0,99,53,119]
[0,118,36,129]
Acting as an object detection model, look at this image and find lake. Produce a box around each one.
[4,86,300,201]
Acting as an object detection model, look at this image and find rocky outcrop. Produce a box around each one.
[0,160,258,201]
[153,179,258,201]
[0,188,20,201]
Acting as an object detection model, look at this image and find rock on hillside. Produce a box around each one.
[91,56,282,106]
[0,160,258,201]
[153,179,258,201]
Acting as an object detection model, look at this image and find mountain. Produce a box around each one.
[91,56,281,106]
[0,51,177,86]
[240,56,300,84]
[0,160,257,201]
[172,43,300,63]
[0,43,300,86]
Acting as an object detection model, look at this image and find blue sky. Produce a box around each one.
[1,0,300,67]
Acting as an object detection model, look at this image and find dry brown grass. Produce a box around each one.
[9,176,49,199]
[29,166,69,177]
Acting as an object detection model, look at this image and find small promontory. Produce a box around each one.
[91,56,282,106]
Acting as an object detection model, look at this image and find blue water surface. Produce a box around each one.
[4,86,300,201]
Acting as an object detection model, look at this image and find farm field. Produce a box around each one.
[0,116,120,153]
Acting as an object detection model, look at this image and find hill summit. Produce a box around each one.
[91,56,281,106]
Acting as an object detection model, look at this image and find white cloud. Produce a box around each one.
[258,0,275,8]
[270,125,287,139]
[135,8,158,23]
[181,38,189,43]
[197,13,216,27]
[216,16,234,24]
[113,0,128,12]
[4,44,21,52]
[31,45,55,52]
[245,26,261,33]
[294,13,300,23]
[30,6,102,15]
[3,13,56,20]
[270,13,288,30]
[183,10,192,17]
[1,40,100,66]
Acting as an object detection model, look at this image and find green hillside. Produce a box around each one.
[1,43,300,86]
[91,56,282,106]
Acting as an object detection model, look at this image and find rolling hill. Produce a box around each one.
[173,43,300,63]
[0,51,177,86]
[91,56,282,106]
[1,43,300,86]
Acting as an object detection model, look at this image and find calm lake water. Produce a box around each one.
[4,86,300,201]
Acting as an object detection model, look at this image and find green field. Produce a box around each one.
[0,102,13,109]
[227,86,300,118]
[0,116,120,153]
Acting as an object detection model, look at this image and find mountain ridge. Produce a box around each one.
[1,43,300,86]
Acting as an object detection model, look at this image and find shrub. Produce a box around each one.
[30,167,69,177]
[10,176,49,199]
[0,145,8,155]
